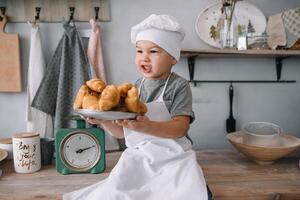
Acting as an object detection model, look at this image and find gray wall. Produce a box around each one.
[1,0,300,149]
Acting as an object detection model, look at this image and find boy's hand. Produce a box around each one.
[80,115,107,125]
[114,115,151,133]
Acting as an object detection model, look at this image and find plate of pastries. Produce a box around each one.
[73,79,147,120]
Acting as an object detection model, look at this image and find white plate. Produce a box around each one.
[75,109,137,120]
[195,1,266,48]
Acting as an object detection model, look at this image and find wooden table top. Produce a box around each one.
[0,149,300,200]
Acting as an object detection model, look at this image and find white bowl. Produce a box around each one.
[0,138,13,159]
[242,122,282,147]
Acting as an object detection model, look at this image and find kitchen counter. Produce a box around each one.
[0,149,300,200]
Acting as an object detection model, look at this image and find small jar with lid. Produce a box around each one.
[12,132,41,173]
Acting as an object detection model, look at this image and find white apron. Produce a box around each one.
[63,74,207,200]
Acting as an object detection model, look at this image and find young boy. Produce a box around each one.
[64,14,210,200]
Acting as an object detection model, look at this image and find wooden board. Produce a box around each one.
[2,0,110,22]
[0,15,22,92]
[0,149,299,199]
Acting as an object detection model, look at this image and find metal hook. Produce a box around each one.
[68,7,75,23]
[94,7,99,21]
[0,7,5,15]
[35,7,41,21]
[0,7,6,21]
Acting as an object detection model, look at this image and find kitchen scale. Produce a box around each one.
[55,116,105,175]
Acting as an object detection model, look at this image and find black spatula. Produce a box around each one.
[226,83,236,133]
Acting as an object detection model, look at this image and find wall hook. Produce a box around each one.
[94,7,99,21]
[68,7,75,24]
[34,7,41,23]
[0,7,6,21]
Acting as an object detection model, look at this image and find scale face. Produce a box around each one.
[61,131,101,171]
[55,120,105,175]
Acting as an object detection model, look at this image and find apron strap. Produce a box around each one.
[138,72,172,100]
[138,78,146,98]
[157,72,172,102]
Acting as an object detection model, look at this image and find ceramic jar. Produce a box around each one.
[12,132,41,173]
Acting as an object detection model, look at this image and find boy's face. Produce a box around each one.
[135,40,177,80]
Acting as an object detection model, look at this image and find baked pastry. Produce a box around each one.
[98,85,120,111]
[86,79,106,93]
[125,86,146,113]
[138,102,147,114]
[125,86,147,114]
[82,93,99,110]
[117,82,133,98]
[74,80,146,114]
[73,85,90,109]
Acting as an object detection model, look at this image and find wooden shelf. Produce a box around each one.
[181,49,300,58]
[180,49,300,85]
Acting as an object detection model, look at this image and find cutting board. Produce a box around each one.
[0,15,22,92]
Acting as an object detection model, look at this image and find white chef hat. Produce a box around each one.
[131,14,185,61]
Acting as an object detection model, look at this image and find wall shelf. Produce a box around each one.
[181,49,300,86]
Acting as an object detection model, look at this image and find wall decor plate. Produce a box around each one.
[75,109,137,120]
[195,1,266,48]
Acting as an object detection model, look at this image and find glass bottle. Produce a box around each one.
[220,4,237,48]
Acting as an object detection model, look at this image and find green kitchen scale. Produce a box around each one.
[55,116,105,175]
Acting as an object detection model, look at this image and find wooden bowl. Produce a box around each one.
[227,131,300,164]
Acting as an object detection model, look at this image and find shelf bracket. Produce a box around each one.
[187,56,197,86]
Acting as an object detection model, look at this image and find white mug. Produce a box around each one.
[13,132,41,173]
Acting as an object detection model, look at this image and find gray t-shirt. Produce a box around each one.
[135,72,195,123]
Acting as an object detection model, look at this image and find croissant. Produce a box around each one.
[125,86,148,114]
[73,85,90,109]
[86,79,106,93]
[125,86,140,113]
[82,93,99,110]
[98,85,120,111]
[138,102,147,114]
[117,82,133,98]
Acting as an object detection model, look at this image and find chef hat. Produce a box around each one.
[131,14,185,61]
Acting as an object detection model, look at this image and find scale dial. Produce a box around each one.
[60,131,101,171]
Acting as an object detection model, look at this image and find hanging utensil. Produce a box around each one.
[226,82,236,133]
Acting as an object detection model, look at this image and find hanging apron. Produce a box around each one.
[63,73,207,200]
[26,23,53,137]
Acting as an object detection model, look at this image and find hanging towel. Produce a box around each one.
[26,23,53,137]
[86,19,119,151]
[32,23,91,130]
[87,19,107,82]
[266,13,287,50]
[282,7,300,48]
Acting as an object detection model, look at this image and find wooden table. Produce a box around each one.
[0,149,300,200]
